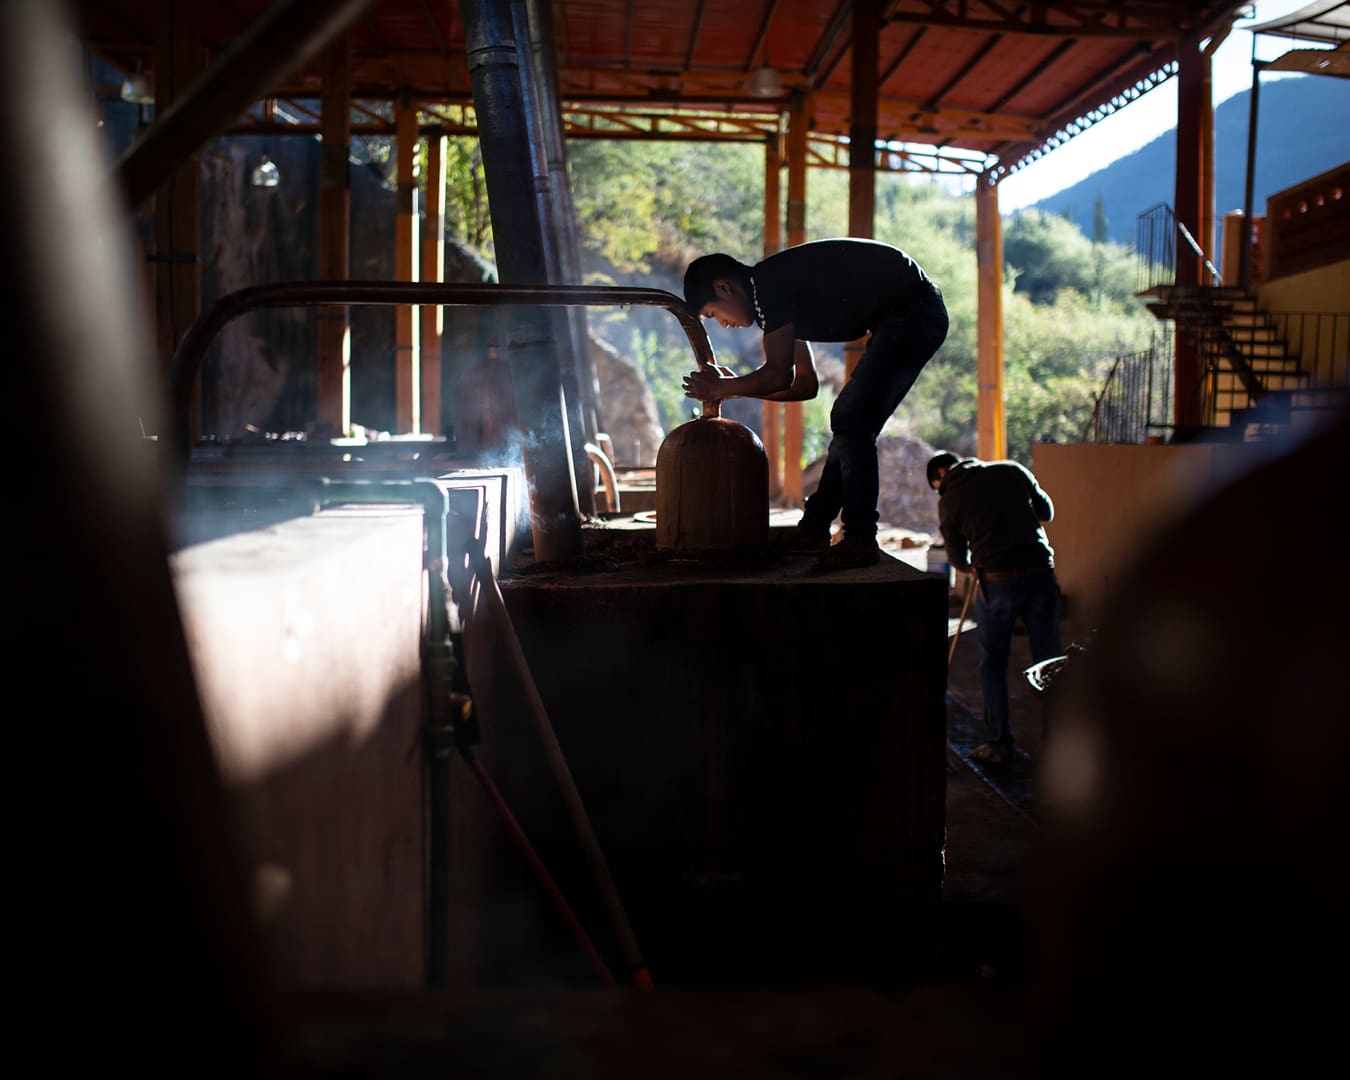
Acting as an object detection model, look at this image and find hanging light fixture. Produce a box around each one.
[748,49,785,98]
[119,60,154,105]
[251,153,280,188]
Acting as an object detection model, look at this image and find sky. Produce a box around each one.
[993,0,1336,210]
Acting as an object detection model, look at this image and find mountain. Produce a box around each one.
[1021,74,1350,259]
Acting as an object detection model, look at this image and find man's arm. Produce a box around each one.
[1021,465,1054,522]
[682,323,809,402]
[937,498,972,572]
[759,340,819,402]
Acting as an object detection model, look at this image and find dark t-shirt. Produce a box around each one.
[750,238,935,340]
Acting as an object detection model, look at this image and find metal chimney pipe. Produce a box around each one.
[464,0,583,563]
[523,0,604,444]
[509,0,596,516]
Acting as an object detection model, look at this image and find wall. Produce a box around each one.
[1258,258,1350,313]
[1032,440,1272,631]
[1258,258,1350,388]
[171,506,428,989]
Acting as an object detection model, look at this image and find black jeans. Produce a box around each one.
[977,571,1062,754]
[802,284,948,541]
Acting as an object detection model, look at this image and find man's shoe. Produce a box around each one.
[810,536,881,572]
[783,522,834,554]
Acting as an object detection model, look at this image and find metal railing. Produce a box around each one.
[1263,310,1350,408]
[1136,203,1222,294]
[1135,203,1175,295]
[1085,310,1349,444]
[1083,332,1175,444]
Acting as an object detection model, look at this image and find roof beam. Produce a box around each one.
[805,1,855,87]
[882,0,1221,38]
[744,0,783,70]
[814,86,1040,139]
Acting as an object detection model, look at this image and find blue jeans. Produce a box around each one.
[801,285,948,541]
[976,572,1062,754]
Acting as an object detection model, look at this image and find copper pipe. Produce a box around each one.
[166,280,717,467]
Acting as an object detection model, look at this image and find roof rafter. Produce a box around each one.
[883,0,1207,38]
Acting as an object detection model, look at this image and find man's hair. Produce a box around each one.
[683,253,751,315]
[926,451,963,487]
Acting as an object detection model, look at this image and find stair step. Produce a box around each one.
[1213,372,1309,393]
[1131,285,1342,445]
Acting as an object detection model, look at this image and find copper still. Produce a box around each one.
[655,414,769,554]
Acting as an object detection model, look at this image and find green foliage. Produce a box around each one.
[624,326,698,433]
[800,391,834,463]
[567,139,764,273]
[442,136,493,253]
[1003,208,1136,304]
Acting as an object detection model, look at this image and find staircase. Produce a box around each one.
[1145,285,1347,443]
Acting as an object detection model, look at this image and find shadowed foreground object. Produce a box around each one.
[1027,406,1350,1077]
[10,1,280,1073]
[655,417,769,554]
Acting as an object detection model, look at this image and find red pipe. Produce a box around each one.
[457,745,617,987]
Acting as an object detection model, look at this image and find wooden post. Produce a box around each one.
[395,95,419,433]
[763,131,783,500]
[845,0,879,380]
[783,92,810,504]
[975,178,1006,461]
[318,33,351,436]
[1174,36,1207,427]
[422,129,447,438]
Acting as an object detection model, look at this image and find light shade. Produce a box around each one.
[119,71,154,105]
[251,154,280,188]
[748,65,784,98]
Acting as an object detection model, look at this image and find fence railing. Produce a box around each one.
[1136,203,1222,295]
[1085,310,1349,444]
[1264,310,1350,406]
[1083,332,1175,444]
[1135,203,1175,295]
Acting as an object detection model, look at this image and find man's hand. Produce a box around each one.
[682,365,734,401]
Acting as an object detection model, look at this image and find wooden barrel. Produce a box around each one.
[655,416,768,553]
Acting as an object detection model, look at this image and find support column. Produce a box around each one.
[975,178,1006,461]
[395,94,420,433]
[1239,60,1265,291]
[1174,36,1208,427]
[422,129,447,437]
[783,92,810,505]
[845,0,879,380]
[464,0,582,562]
[318,33,351,436]
[1199,27,1227,284]
[151,0,202,438]
[762,131,783,501]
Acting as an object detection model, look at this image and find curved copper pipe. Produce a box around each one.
[166,280,720,460]
[584,441,621,514]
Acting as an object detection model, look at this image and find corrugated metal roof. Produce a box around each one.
[72,1,1253,177]
[1242,0,1349,43]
